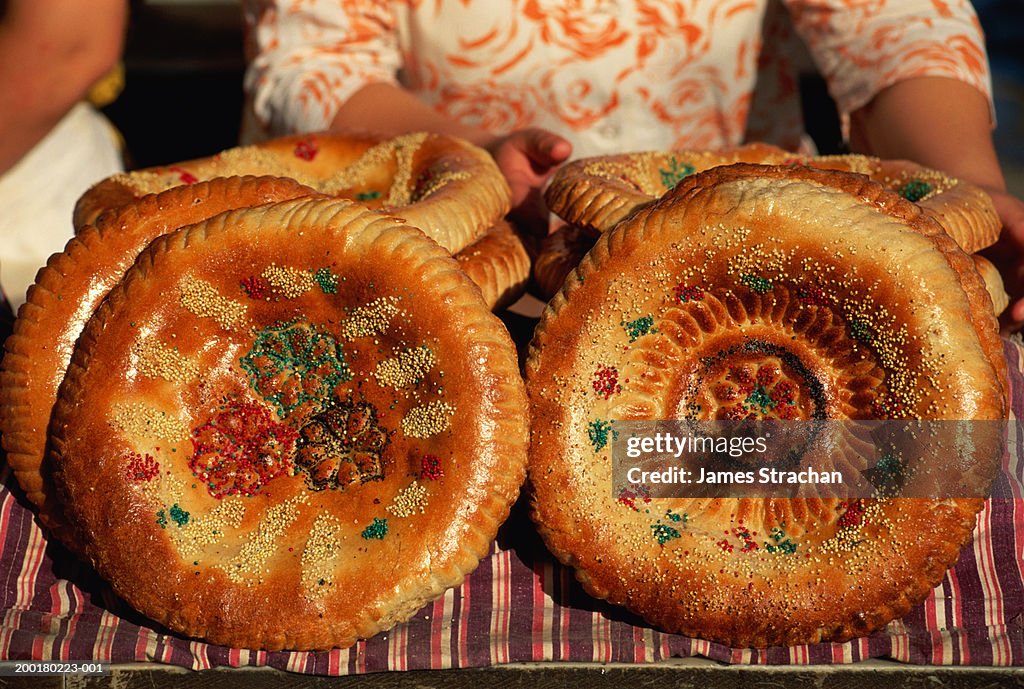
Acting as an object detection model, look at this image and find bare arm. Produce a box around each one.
[0,0,127,173]
[849,76,1004,191]
[849,76,1024,330]
[331,82,492,147]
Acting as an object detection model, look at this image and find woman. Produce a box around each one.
[242,0,1024,327]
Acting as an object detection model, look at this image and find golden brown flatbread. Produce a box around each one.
[47,197,528,649]
[531,224,598,301]
[973,254,1010,316]
[455,219,531,310]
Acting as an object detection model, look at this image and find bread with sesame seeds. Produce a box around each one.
[74,132,512,254]
[544,144,1001,254]
[810,155,1002,254]
[47,197,528,650]
[0,176,318,547]
[526,163,1006,647]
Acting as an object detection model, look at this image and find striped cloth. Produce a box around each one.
[1,342,1022,672]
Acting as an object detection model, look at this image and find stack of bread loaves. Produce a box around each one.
[0,133,1008,650]
[0,133,530,650]
[527,162,1007,646]
[535,144,1007,317]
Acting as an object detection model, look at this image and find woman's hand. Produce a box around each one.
[484,128,572,236]
[979,187,1024,332]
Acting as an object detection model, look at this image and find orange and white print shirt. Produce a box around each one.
[243,0,991,157]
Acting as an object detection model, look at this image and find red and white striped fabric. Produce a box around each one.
[1,341,1022,672]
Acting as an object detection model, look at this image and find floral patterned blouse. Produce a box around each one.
[242,0,992,156]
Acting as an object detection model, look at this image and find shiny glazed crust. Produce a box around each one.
[0,176,317,544]
[74,132,512,253]
[812,155,1001,253]
[532,224,598,301]
[973,254,1009,316]
[545,144,1000,253]
[543,144,793,235]
[454,220,531,311]
[48,197,528,650]
[527,164,1006,647]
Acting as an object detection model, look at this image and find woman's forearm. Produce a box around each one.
[848,76,1005,192]
[329,82,495,148]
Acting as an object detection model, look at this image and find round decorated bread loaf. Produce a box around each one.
[0,176,318,544]
[526,164,1006,647]
[74,132,512,253]
[544,144,1000,254]
[47,197,528,650]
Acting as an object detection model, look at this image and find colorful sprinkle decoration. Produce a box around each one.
[592,364,622,399]
[848,319,874,345]
[744,385,777,414]
[294,137,319,161]
[733,526,759,553]
[190,398,299,499]
[871,396,905,419]
[796,285,828,305]
[720,365,798,420]
[617,486,651,511]
[361,517,389,540]
[869,454,903,496]
[169,166,198,184]
[587,419,617,452]
[659,157,695,188]
[156,503,192,529]
[313,267,339,294]
[652,522,681,545]
[673,283,704,304]
[294,399,388,492]
[622,315,655,343]
[765,526,798,555]
[420,454,444,481]
[898,179,932,202]
[240,321,352,417]
[169,503,191,527]
[240,275,269,300]
[740,274,773,294]
[125,451,159,481]
[838,500,865,529]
